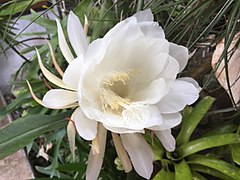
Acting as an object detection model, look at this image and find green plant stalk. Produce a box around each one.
[188,155,240,180]
[176,96,215,146]
[136,0,144,12]
[174,159,192,180]
[174,133,240,160]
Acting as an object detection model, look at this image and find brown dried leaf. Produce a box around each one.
[212,32,240,104]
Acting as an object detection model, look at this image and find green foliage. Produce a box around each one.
[154,97,240,179]
[176,96,215,146]
[0,111,71,159]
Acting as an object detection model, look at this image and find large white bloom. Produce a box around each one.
[28,9,200,180]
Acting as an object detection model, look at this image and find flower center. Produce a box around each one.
[99,70,150,125]
[99,70,136,112]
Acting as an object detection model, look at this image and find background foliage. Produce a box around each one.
[0,0,239,179]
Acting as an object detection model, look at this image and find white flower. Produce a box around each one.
[28,9,200,180]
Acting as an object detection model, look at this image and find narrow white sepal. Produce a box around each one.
[84,14,88,36]
[48,42,64,77]
[86,124,107,180]
[56,19,74,63]
[35,48,76,91]
[67,120,76,161]
[67,11,88,56]
[112,132,132,173]
[27,80,78,109]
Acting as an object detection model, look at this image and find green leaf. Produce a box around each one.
[188,155,240,180]
[174,160,192,180]
[35,165,71,179]
[0,111,72,159]
[231,143,240,165]
[91,0,115,41]
[21,9,56,33]
[57,163,84,172]
[73,0,93,17]
[176,96,215,146]
[0,0,42,16]
[203,124,238,137]
[191,164,236,180]
[173,133,240,160]
[0,81,45,120]
[191,171,207,180]
[153,168,174,180]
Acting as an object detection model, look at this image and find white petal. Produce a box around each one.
[67,11,88,56]
[43,89,78,108]
[169,42,188,72]
[134,9,153,22]
[94,38,169,84]
[149,113,182,131]
[67,120,76,160]
[73,107,97,141]
[63,55,83,89]
[157,79,199,113]
[56,19,74,63]
[145,105,163,128]
[79,39,110,103]
[132,78,168,104]
[138,21,165,39]
[103,16,138,40]
[81,98,162,132]
[103,124,144,134]
[154,129,176,152]
[121,133,154,179]
[36,49,75,90]
[80,99,124,126]
[178,77,202,91]
[86,124,107,180]
[27,81,77,109]
[158,56,179,82]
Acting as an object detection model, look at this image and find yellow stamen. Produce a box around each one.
[99,70,137,112]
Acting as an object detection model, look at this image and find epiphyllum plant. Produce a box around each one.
[28,9,200,179]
